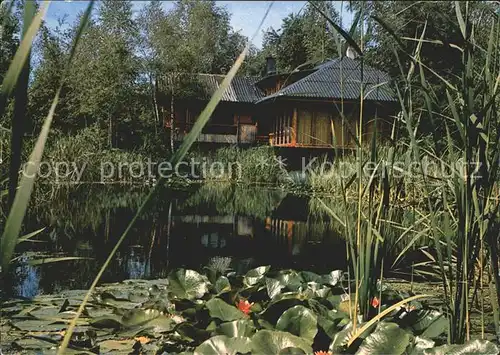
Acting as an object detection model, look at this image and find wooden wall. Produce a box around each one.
[165,100,256,133]
[268,101,395,148]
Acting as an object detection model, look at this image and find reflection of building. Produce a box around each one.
[125,246,150,279]
[174,210,336,258]
[201,233,226,248]
[179,215,255,239]
[13,255,40,298]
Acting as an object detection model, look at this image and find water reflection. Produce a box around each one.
[12,255,40,298]
[5,183,347,298]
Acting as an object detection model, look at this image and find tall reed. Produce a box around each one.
[312,1,397,325]
[373,2,500,343]
[313,1,500,344]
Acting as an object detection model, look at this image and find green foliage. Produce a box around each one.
[356,322,411,355]
[194,335,252,355]
[262,1,340,72]
[369,0,500,344]
[350,0,498,141]
[168,268,209,300]
[0,1,19,85]
[4,266,498,354]
[205,298,246,321]
[189,146,286,183]
[276,305,318,343]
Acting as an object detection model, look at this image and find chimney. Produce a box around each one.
[346,46,358,59]
[265,56,276,76]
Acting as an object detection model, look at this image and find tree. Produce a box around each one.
[347,1,498,143]
[28,25,69,135]
[67,0,141,148]
[139,0,249,151]
[0,2,19,84]
[0,3,19,175]
[302,1,340,63]
[261,1,340,73]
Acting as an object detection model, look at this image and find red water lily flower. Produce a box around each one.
[371,296,380,308]
[237,299,254,314]
[315,351,332,355]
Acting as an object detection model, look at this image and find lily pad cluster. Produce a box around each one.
[1,267,498,354]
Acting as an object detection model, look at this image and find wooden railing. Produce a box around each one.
[174,124,257,144]
[183,123,237,135]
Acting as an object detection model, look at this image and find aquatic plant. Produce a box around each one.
[1,266,498,354]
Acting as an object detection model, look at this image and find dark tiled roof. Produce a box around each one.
[193,74,265,103]
[258,57,395,103]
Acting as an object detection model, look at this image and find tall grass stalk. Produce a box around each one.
[314,2,500,344]
[312,1,396,329]
[8,0,35,208]
[57,3,274,352]
[0,1,52,270]
[374,2,499,343]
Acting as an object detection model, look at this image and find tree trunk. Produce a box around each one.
[108,114,113,148]
[170,76,175,153]
[151,75,159,136]
[165,200,173,270]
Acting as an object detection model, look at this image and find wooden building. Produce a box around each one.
[159,57,397,148]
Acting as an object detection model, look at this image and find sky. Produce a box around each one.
[45,1,354,49]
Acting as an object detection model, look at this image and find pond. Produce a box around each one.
[3,183,347,298]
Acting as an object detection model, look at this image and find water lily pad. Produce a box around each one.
[409,336,435,355]
[243,266,270,286]
[101,289,130,301]
[128,290,150,303]
[307,299,345,338]
[2,305,24,315]
[194,335,251,355]
[121,308,161,327]
[143,316,175,333]
[266,277,283,299]
[305,282,331,298]
[262,294,305,324]
[168,269,209,300]
[30,306,76,319]
[12,320,67,332]
[142,299,172,313]
[90,314,123,329]
[276,305,318,344]
[422,340,499,355]
[214,276,231,294]
[410,311,448,339]
[205,298,246,321]
[276,270,302,291]
[300,271,322,283]
[250,330,312,354]
[85,306,115,318]
[322,270,343,286]
[329,323,355,352]
[174,322,211,343]
[356,322,411,355]
[13,337,56,350]
[216,319,255,338]
[99,339,137,353]
[278,347,307,354]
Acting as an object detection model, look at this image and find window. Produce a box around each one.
[297,110,333,146]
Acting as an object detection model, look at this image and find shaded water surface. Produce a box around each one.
[4,184,346,298]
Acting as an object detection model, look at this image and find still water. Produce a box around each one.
[4,183,346,298]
